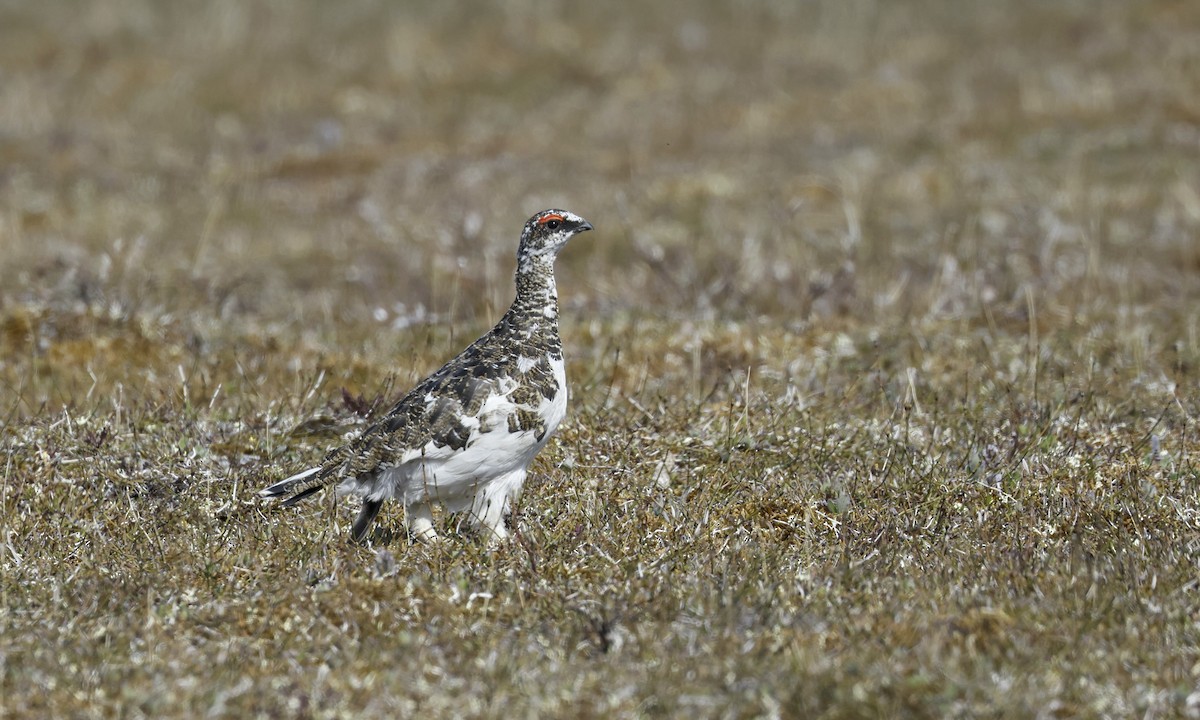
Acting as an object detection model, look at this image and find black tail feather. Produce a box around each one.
[280,485,324,507]
[259,466,323,504]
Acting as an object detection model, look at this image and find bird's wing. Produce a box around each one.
[262,333,515,504]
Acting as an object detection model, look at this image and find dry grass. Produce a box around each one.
[2,0,1200,717]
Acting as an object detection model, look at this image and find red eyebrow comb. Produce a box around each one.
[537,213,565,225]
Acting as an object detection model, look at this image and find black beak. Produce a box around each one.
[578,221,594,233]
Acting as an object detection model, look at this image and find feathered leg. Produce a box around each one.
[472,470,525,547]
[405,503,440,543]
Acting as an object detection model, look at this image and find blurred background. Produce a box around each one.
[3,0,1196,328]
[2,4,1199,715]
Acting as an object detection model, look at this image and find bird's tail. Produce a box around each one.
[259,466,327,507]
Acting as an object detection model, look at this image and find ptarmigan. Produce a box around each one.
[260,209,593,543]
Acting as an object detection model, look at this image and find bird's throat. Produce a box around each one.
[513,256,560,321]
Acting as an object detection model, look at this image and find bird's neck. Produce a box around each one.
[510,255,559,323]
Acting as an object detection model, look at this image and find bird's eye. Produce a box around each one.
[537,213,566,230]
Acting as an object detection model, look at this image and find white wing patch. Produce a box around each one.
[476,387,521,433]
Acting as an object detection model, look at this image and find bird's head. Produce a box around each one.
[517,209,593,271]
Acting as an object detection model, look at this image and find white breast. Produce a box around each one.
[363,356,569,506]
[539,355,568,439]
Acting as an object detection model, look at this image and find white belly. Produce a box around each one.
[344,356,568,509]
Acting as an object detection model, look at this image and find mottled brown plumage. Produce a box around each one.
[260,209,593,543]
